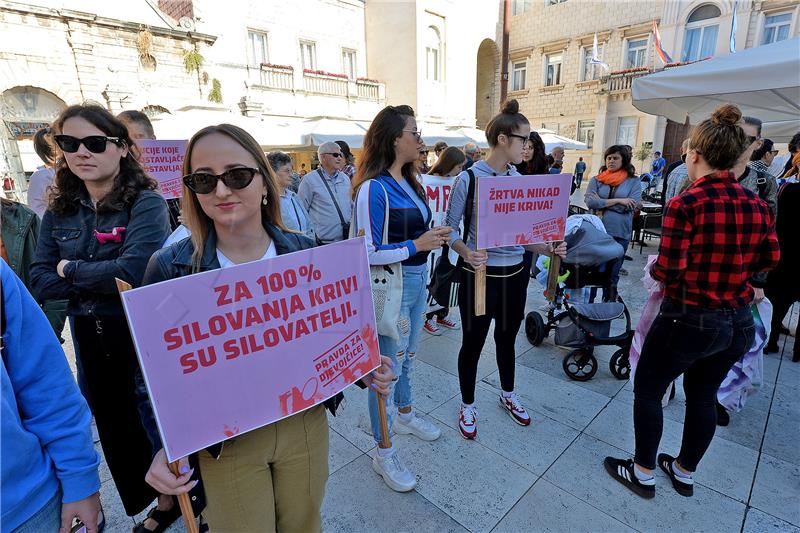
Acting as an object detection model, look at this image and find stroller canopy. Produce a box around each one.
[564,219,625,267]
[570,302,625,321]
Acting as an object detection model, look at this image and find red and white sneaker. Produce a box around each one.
[436,316,460,330]
[500,392,531,426]
[423,318,442,335]
[459,404,477,439]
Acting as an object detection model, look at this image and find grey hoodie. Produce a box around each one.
[444,159,525,267]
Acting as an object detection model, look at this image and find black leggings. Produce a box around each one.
[457,263,528,404]
[633,300,755,471]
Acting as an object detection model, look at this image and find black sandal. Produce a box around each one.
[658,453,694,497]
[132,500,181,533]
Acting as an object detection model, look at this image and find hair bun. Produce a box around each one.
[710,104,742,127]
[501,99,520,115]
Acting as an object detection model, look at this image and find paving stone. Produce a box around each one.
[750,453,800,526]
[416,334,499,382]
[322,455,467,533]
[494,478,636,533]
[428,385,579,476]
[408,359,463,415]
[543,434,747,532]
[742,508,800,533]
[327,386,379,453]
[762,409,800,467]
[392,425,537,532]
[328,427,363,475]
[482,364,610,430]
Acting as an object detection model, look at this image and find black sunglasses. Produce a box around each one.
[507,133,528,142]
[323,152,343,158]
[54,135,124,154]
[183,167,259,194]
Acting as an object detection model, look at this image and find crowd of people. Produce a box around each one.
[1,97,796,533]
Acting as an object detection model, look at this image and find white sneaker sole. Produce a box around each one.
[371,458,417,492]
[393,421,441,441]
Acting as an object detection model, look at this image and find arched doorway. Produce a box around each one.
[475,39,499,129]
[1,86,67,189]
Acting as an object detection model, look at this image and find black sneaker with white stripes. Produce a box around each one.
[658,453,694,496]
[603,457,655,499]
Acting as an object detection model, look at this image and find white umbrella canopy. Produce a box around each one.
[536,129,587,152]
[632,38,800,142]
[301,117,369,149]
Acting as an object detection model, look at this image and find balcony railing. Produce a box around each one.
[600,69,651,93]
[356,79,381,100]
[303,72,348,97]
[258,65,294,90]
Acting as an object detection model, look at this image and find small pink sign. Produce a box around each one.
[138,139,187,200]
[121,238,380,462]
[476,173,571,249]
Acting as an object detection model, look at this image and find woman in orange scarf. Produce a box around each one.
[584,145,642,301]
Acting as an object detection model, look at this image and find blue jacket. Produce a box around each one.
[30,188,170,317]
[1,260,100,531]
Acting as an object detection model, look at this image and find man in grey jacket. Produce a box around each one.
[297,142,353,243]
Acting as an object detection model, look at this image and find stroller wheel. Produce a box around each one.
[562,349,598,381]
[609,349,631,380]
[525,312,546,346]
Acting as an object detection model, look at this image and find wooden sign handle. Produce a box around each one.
[474,259,487,316]
[375,390,392,448]
[545,243,562,303]
[115,278,198,533]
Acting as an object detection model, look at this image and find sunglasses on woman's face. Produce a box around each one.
[54,135,124,154]
[183,167,259,194]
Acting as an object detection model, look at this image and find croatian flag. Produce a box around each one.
[730,0,738,53]
[652,20,673,64]
[590,33,609,71]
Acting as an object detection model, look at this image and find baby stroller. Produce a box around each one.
[525,216,635,381]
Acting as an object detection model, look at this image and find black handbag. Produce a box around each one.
[428,169,475,307]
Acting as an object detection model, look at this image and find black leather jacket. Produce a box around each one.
[135,222,345,514]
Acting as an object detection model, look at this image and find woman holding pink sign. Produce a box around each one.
[444,100,566,440]
[138,124,394,532]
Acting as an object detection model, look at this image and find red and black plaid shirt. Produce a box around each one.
[653,171,780,309]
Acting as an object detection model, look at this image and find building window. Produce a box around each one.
[546,0,567,5]
[248,30,268,67]
[762,12,792,44]
[681,4,721,61]
[342,49,357,79]
[616,117,638,146]
[512,0,530,15]
[426,27,442,81]
[581,44,603,81]
[577,120,595,149]
[544,53,562,86]
[512,61,527,91]
[625,38,649,68]
[300,41,316,70]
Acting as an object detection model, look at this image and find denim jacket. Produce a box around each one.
[134,222,344,513]
[30,188,170,317]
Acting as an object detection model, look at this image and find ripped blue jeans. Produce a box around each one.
[368,264,428,443]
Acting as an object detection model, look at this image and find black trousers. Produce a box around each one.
[633,300,755,471]
[764,269,799,349]
[457,263,528,404]
[73,315,158,516]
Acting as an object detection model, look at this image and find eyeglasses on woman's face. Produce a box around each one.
[403,129,423,142]
[54,135,124,154]
[183,167,259,194]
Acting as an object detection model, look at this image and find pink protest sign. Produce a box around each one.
[476,173,571,249]
[121,238,380,461]
[138,139,187,200]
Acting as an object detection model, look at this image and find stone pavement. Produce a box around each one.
[63,243,800,533]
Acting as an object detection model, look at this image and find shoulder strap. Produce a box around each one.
[317,169,347,227]
[463,169,476,243]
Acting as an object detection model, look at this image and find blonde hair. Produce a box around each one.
[181,124,287,272]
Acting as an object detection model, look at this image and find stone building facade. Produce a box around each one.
[506,0,799,175]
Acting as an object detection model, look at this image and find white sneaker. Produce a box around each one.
[372,450,417,492]
[459,404,477,439]
[394,413,441,441]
